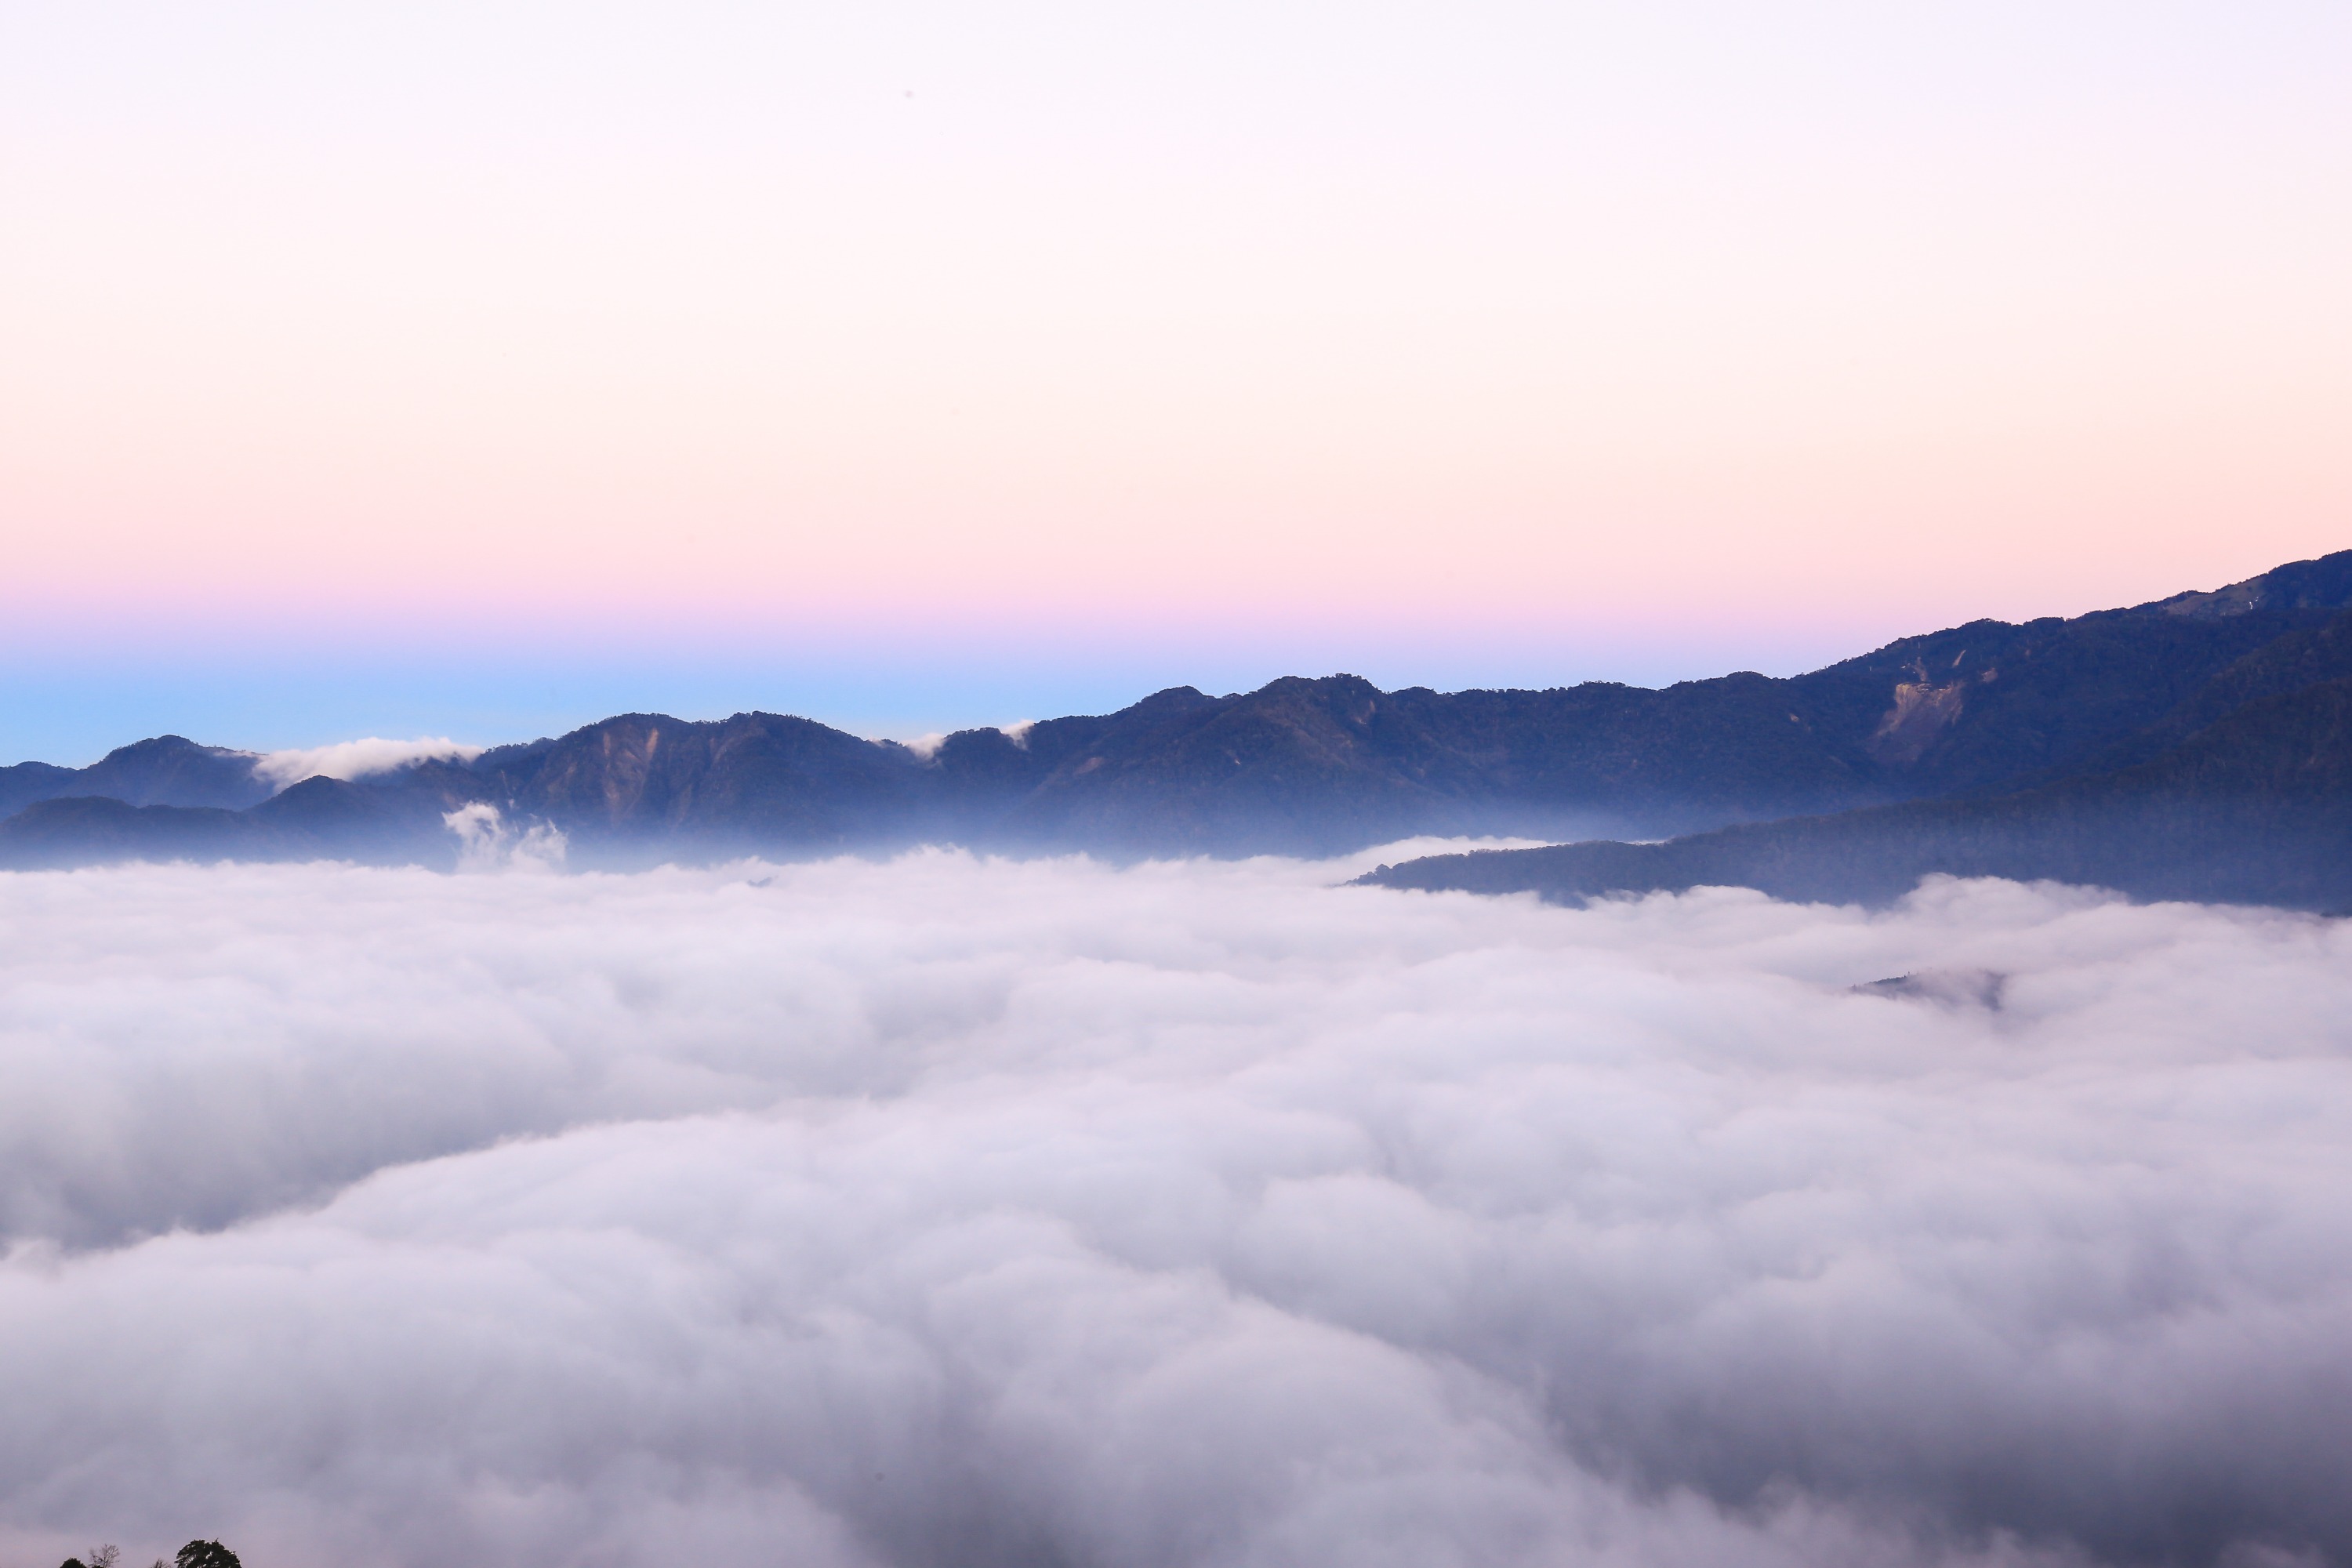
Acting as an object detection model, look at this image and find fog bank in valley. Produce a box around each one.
[1,850,2347,1568]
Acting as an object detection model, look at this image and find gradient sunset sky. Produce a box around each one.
[3,3,2347,760]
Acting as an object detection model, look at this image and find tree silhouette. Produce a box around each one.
[174,1544,241,1568]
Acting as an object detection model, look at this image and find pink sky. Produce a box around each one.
[2,3,2347,753]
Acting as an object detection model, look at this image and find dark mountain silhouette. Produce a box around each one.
[1363,672,2352,913]
[0,797,269,869]
[0,760,74,818]
[0,735,270,817]
[478,711,939,854]
[2055,604,2352,778]
[0,775,473,870]
[3,549,2350,899]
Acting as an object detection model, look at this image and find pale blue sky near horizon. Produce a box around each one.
[9,543,2334,764]
[5,624,1844,765]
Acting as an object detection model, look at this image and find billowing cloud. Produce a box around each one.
[441,801,568,873]
[252,736,484,791]
[0,852,2347,1567]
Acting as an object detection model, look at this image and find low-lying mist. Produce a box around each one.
[2,849,2347,1568]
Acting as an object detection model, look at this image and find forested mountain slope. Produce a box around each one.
[1364,671,2352,912]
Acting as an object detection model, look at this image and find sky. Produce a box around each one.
[3,2,2349,760]
[3,852,2350,1566]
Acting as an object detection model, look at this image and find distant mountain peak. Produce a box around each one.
[2141,548,2352,621]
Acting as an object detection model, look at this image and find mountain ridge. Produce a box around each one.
[1359,670,2352,913]
[6,548,2350,890]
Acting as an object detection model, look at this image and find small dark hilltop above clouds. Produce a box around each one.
[6,548,2352,909]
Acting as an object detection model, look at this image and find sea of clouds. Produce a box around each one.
[1,848,2348,1568]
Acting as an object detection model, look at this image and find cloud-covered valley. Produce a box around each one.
[2,851,2348,1568]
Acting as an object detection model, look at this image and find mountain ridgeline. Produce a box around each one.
[6,550,2352,907]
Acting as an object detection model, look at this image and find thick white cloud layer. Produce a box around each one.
[251,737,484,790]
[1,851,2348,1568]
